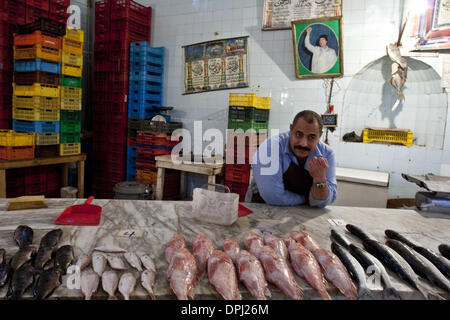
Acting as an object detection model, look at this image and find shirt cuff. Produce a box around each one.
[308,186,333,208]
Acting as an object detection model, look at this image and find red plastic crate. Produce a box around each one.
[109,57,130,73]
[0,146,35,160]
[0,107,12,119]
[25,183,47,195]
[0,34,13,47]
[49,2,69,23]
[27,0,50,11]
[110,0,151,25]
[128,136,137,147]
[0,119,11,129]
[224,181,249,202]
[0,4,26,25]
[110,18,150,35]
[110,29,149,42]
[25,172,47,185]
[0,45,13,61]
[95,0,110,20]
[224,164,251,184]
[26,6,49,24]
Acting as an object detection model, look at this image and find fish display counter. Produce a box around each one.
[0,198,449,300]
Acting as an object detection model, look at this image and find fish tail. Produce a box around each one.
[358,287,375,300]
[319,288,332,300]
[392,99,401,111]
[107,295,118,300]
[398,91,405,101]
[416,283,444,300]
[149,293,156,300]
[383,286,402,300]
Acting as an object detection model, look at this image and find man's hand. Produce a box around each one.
[307,156,328,183]
[306,27,312,34]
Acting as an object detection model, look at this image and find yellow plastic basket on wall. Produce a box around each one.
[363,127,413,146]
[229,93,271,109]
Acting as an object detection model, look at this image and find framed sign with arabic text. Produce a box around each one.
[183,36,249,94]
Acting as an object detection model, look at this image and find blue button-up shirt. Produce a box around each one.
[250,131,337,208]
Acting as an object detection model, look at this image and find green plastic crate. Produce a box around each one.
[227,119,269,133]
[60,132,81,143]
[228,106,270,122]
[60,110,81,121]
[61,75,82,88]
[60,120,81,133]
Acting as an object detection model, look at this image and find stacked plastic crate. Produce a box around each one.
[127,41,166,181]
[12,21,65,159]
[60,26,84,157]
[225,93,270,201]
[93,0,152,198]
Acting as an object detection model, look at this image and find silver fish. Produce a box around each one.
[106,255,128,270]
[119,272,136,300]
[124,252,143,272]
[92,252,107,276]
[387,43,407,69]
[81,269,100,300]
[140,255,156,273]
[141,269,156,300]
[102,270,119,300]
[94,245,127,253]
[76,254,91,271]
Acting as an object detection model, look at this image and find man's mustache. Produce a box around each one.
[294,146,311,151]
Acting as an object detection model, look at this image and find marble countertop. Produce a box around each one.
[0,198,449,300]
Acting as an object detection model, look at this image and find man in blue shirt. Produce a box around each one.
[246,110,337,208]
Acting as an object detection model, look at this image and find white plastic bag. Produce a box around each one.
[192,184,239,226]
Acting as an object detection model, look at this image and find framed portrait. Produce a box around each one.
[291,16,343,79]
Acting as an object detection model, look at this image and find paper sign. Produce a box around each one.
[442,53,450,88]
[116,230,144,238]
[327,219,345,226]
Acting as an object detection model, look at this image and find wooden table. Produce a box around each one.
[155,155,224,200]
[0,153,87,198]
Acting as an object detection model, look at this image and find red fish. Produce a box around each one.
[287,231,321,252]
[192,235,216,279]
[263,233,289,263]
[237,250,271,300]
[167,248,197,300]
[165,234,186,264]
[208,250,242,300]
[223,238,240,265]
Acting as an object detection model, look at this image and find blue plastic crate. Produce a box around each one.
[127,146,138,159]
[14,59,61,74]
[13,119,60,133]
[129,70,163,83]
[127,162,137,175]
[129,80,162,95]
[130,41,152,52]
[129,60,163,74]
[129,90,162,105]
[128,105,171,121]
[126,172,137,182]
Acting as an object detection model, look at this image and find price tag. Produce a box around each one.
[116,230,144,238]
[327,219,345,226]
[321,113,338,128]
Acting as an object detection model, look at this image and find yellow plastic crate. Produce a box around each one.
[13,83,60,97]
[65,27,84,43]
[14,45,61,62]
[36,133,59,146]
[60,143,81,156]
[229,93,257,107]
[61,86,82,100]
[62,38,83,55]
[13,107,60,121]
[62,63,82,77]
[137,169,157,185]
[13,95,60,109]
[62,52,83,67]
[255,96,271,110]
[363,128,413,146]
[61,98,82,111]
[0,130,35,146]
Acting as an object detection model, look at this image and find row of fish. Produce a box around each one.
[164,231,358,300]
[82,248,157,300]
[331,224,450,300]
[0,226,73,300]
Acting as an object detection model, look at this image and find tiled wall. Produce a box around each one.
[134,0,450,199]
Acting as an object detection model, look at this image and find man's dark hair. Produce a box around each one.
[319,34,328,42]
[293,110,323,132]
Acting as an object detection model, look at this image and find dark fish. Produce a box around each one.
[363,239,443,300]
[14,225,34,249]
[438,244,450,260]
[385,230,418,247]
[0,261,11,287]
[349,244,401,300]
[34,247,55,270]
[331,242,375,300]
[39,229,63,249]
[55,245,74,274]
[10,247,37,270]
[7,265,35,300]
[346,224,376,241]
[33,269,61,300]
[386,239,450,292]
[385,229,450,278]
[330,229,352,249]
